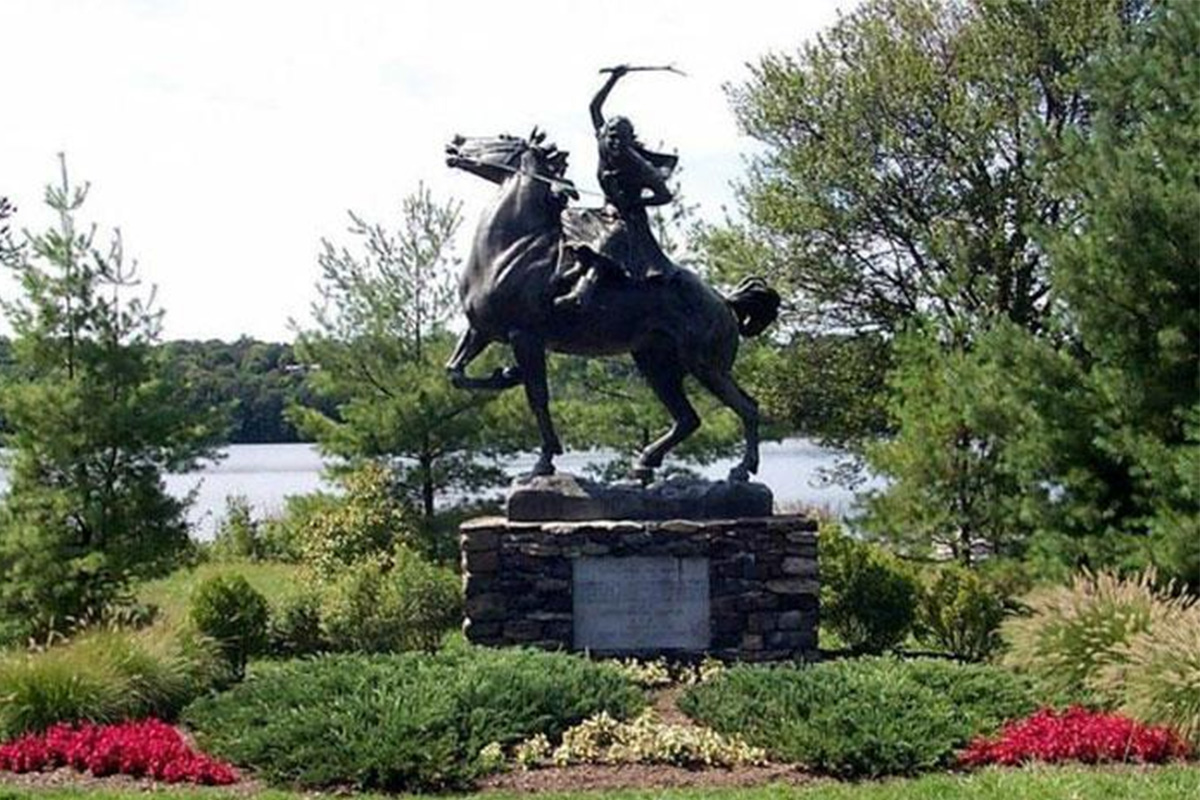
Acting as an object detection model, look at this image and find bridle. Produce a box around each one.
[454,144,603,199]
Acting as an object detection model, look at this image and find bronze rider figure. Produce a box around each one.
[555,65,680,310]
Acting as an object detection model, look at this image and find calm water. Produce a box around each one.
[2,439,875,540]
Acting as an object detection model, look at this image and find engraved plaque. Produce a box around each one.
[573,556,710,651]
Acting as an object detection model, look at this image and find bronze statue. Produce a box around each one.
[444,67,780,482]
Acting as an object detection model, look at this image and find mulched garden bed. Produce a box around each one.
[0,767,264,795]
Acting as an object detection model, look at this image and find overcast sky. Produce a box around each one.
[1,0,852,341]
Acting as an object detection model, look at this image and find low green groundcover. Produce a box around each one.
[182,644,643,792]
[679,656,1038,778]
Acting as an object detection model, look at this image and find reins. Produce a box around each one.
[456,155,605,199]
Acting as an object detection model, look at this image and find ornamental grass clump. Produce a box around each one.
[0,627,225,739]
[1095,603,1200,746]
[959,707,1190,767]
[1001,568,1194,705]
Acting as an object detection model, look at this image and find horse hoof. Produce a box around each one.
[727,465,751,482]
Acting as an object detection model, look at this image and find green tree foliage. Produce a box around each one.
[160,338,332,443]
[0,159,224,642]
[704,0,1137,451]
[0,196,21,268]
[1027,0,1199,584]
[862,326,1035,563]
[716,0,1134,336]
[737,332,891,450]
[868,1,1199,582]
[291,186,523,517]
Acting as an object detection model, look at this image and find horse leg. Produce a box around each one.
[445,326,522,391]
[694,367,760,482]
[631,347,700,482]
[509,329,561,476]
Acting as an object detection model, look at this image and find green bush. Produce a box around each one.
[298,463,415,579]
[183,645,643,791]
[267,590,326,657]
[1001,569,1194,706]
[679,657,1036,778]
[321,546,461,653]
[915,564,1007,661]
[208,495,263,561]
[0,627,226,738]
[188,574,269,678]
[821,522,919,653]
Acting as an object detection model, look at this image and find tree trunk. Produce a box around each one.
[419,454,435,518]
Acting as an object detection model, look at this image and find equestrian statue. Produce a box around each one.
[444,64,781,482]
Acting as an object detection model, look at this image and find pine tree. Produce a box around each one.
[0,158,225,642]
[291,185,525,518]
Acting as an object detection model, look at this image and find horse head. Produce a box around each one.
[445,129,572,191]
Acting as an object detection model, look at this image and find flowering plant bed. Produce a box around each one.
[960,707,1191,767]
[0,719,237,785]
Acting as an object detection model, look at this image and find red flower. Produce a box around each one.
[0,719,237,785]
[960,707,1191,767]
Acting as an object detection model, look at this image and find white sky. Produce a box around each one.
[1,0,852,341]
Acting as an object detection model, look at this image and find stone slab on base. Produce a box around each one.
[506,473,774,522]
[460,515,818,662]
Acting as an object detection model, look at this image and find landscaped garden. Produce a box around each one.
[1,503,1197,797]
[2,0,1198,797]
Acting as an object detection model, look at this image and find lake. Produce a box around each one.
[2,440,876,540]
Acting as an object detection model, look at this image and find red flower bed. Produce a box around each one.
[960,707,1191,767]
[0,719,237,785]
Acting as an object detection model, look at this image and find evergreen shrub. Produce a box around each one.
[679,657,1036,777]
[188,575,269,678]
[182,645,643,791]
[267,591,325,657]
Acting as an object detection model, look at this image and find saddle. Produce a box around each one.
[560,206,676,282]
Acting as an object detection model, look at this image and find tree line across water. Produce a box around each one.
[0,336,327,444]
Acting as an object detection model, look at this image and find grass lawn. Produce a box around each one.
[1,765,1198,800]
[137,561,303,628]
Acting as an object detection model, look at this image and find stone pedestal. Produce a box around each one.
[460,515,818,662]
[507,474,774,522]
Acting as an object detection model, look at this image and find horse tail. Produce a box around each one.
[724,276,781,337]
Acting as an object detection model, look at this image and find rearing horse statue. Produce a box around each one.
[444,131,780,482]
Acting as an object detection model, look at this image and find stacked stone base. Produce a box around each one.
[461,515,818,662]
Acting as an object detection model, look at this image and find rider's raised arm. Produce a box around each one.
[590,66,629,131]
